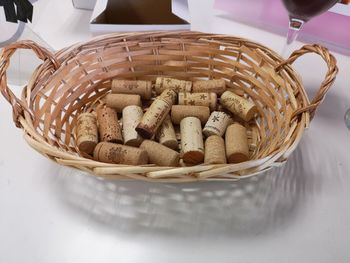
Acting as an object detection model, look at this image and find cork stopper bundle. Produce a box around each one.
[75,77,258,167]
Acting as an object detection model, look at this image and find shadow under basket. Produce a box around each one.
[0,31,338,182]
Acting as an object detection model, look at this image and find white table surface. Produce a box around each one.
[1,1,350,262]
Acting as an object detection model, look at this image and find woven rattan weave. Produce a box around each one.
[0,32,338,182]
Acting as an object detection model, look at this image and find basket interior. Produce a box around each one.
[26,32,307,163]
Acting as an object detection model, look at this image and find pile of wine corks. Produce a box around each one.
[75,77,258,167]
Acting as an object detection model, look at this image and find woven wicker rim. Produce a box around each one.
[0,31,338,182]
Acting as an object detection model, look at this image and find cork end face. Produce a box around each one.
[221,90,231,99]
[138,150,149,165]
[78,141,97,155]
[93,143,106,162]
[162,140,179,150]
[245,105,258,122]
[92,142,115,164]
[227,153,249,164]
[183,151,204,165]
[125,138,143,147]
[227,122,246,131]
[135,126,153,139]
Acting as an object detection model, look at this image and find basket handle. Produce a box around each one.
[275,44,338,120]
[0,40,60,127]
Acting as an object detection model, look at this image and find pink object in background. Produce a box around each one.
[215,0,350,55]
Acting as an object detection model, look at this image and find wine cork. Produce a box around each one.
[204,135,227,164]
[97,106,123,143]
[171,105,210,125]
[106,93,142,112]
[155,115,178,150]
[122,105,144,147]
[158,88,178,105]
[225,123,250,163]
[178,92,217,111]
[203,111,232,137]
[93,142,148,165]
[140,140,179,167]
[136,89,177,139]
[155,77,192,94]
[180,117,204,164]
[112,79,152,100]
[220,91,257,121]
[76,113,98,155]
[192,79,226,95]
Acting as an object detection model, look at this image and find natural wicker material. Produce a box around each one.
[0,32,338,182]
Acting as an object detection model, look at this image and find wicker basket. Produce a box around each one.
[0,31,338,182]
